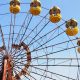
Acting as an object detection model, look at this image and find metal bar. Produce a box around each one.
[0,25,5,47]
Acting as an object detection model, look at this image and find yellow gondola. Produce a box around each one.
[30,0,41,16]
[49,6,62,23]
[65,19,79,36]
[10,0,20,14]
[65,27,79,36]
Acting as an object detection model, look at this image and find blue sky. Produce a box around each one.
[0,0,80,80]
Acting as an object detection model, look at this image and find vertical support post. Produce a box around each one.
[2,57,13,80]
[2,59,7,80]
[7,60,13,80]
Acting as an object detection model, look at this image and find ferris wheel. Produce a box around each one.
[0,0,80,80]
